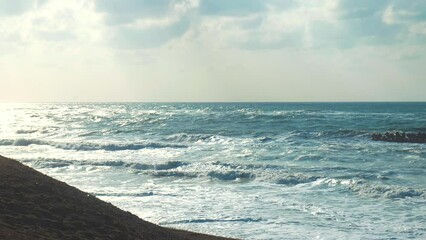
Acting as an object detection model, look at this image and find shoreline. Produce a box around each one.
[0,155,236,240]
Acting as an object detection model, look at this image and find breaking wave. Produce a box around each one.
[30,159,189,171]
[131,161,189,170]
[276,175,322,185]
[165,133,217,143]
[207,171,255,181]
[345,180,426,199]
[94,192,154,197]
[16,129,38,134]
[288,129,369,140]
[0,139,46,146]
[162,217,263,225]
[21,155,426,200]
[321,179,426,199]
[0,138,187,151]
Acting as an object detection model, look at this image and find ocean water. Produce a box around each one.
[0,102,425,239]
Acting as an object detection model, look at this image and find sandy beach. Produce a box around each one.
[0,155,234,240]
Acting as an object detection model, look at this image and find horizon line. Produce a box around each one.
[1,101,425,104]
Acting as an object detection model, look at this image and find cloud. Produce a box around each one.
[191,0,340,50]
[95,0,198,48]
[222,0,426,49]
[0,0,107,69]
[382,5,395,25]
[337,0,386,20]
[111,17,190,48]
[199,0,267,16]
[35,30,75,42]
[90,0,426,50]
[1,0,426,52]
[410,22,426,36]
[0,0,46,17]
[95,0,173,25]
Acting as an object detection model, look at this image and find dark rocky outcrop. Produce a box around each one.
[371,132,426,143]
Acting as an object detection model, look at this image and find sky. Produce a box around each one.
[0,0,425,102]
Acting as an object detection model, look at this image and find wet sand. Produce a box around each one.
[0,155,235,240]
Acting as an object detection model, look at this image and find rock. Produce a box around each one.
[371,132,426,143]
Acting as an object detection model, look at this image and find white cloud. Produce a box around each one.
[123,0,199,30]
[187,0,341,50]
[0,0,105,49]
[382,5,395,25]
[124,16,181,30]
[382,4,419,26]
[410,22,426,35]
[0,0,46,17]
[174,0,199,13]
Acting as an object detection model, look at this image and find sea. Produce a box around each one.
[0,102,425,239]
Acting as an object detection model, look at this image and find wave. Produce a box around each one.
[258,136,274,143]
[150,171,198,178]
[56,142,187,151]
[344,180,426,199]
[321,179,426,199]
[321,129,370,138]
[161,217,262,225]
[131,161,189,170]
[165,133,215,142]
[294,155,324,161]
[24,158,426,199]
[146,169,255,181]
[0,138,187,151]
[236,109,316,118]
[164,133,234,144]
[276,174,321,185]
[34,161,73,168]
[27,158,260,181]
[288,129,369,140]
[94,192,154,197]
[207,171,255,181]
[16,129,38,134]
[77,131,98,137]
[91,160,127,167]
[30,159,189,171]
[0,139,46,146]
[26,158,311,183]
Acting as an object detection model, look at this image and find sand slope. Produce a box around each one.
[0,155,234,240]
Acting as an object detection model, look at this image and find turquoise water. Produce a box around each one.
[1,103,425,239]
